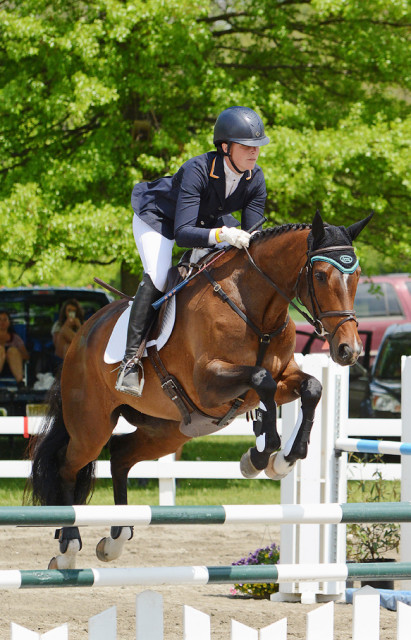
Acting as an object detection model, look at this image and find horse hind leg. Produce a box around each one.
[96,457,133,562]
[26,380,89,570]
[96,410,187,563]
[265,375,322,480]
[48,456,97,569]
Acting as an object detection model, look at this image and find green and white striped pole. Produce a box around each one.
[1,503,411,526]
[2,562,411,589]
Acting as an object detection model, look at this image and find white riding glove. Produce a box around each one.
[217,226,251,249]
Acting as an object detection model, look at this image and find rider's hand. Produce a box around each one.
[217,226,251,249]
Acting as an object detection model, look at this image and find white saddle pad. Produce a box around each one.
[104,296,176,364]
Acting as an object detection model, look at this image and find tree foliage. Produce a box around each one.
[0,0,410,285]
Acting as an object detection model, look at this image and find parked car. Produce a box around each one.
[295,273,411,364]
[362,323,411,419]
[0,286,112,415]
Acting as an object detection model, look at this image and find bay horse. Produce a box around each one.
[26,211,372,569]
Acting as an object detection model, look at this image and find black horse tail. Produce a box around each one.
[24,373,95,506]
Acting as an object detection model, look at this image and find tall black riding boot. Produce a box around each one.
[115,273,162,397]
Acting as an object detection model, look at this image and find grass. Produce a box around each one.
[347,479,400,503]
[0,435,281,507]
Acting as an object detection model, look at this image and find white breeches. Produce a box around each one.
[133,215,174,292]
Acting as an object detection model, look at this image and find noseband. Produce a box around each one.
[245,243,359,341]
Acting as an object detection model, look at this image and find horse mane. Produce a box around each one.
[249,222,312,244]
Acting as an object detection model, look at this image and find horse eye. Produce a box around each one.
[314,271,327,283]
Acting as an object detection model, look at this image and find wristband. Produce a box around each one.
[215,228,222,243]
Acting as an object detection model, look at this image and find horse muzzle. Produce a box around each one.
[330,340,362,366]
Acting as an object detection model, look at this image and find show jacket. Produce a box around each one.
[131,151,267,248]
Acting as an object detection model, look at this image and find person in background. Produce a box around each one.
[116,105,270,397]
[51,299,84,361]
[0,309,30,390]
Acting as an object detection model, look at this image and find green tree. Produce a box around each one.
[0,0,409,286]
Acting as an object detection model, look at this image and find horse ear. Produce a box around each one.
[346,212,374,242]
[311,210,325,245]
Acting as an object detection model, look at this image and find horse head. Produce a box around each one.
[300,210,373,366]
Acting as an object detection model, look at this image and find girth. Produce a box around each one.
[147,344,242,428]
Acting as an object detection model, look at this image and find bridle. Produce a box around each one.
[302,245,359,339]
[244,243,359,342]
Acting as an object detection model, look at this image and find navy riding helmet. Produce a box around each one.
[213,106,270,148]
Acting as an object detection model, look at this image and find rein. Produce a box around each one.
[244,243,358,340]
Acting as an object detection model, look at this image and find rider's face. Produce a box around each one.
[222,142,260,174]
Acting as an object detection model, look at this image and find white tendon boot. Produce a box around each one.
[265,408,303,480]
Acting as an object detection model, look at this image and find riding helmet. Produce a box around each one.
[213,106,270,147]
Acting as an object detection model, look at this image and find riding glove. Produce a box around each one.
[217,226,251,249]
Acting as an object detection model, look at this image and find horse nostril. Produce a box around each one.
[338,344,353,362]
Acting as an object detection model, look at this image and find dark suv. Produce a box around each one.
[363,322,411,418]
[0,287,112,414]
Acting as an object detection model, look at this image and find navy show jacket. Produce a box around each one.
[131,151,267,248]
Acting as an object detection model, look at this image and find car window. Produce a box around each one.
[374,334,411,380]
[406,282,411,296]
[354,282,403,317]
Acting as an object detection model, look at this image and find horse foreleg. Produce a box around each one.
[195,361,280,478]
[265,364,322,480]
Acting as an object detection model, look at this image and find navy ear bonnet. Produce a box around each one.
[307,224,359,274]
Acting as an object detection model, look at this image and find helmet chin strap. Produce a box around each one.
[222,142,247,175]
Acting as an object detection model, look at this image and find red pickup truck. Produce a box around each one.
[294,273,411,366]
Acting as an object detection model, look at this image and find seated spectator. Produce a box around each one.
[0,310,30,390]
[52,299,84,360]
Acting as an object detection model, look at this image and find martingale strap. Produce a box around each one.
[201,270,290,366]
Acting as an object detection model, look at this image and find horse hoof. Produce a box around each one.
[240,448,261,478]
[96,527,132,562]
[96,537,111,562]
[48,554,77,570]
[265,451,295,480]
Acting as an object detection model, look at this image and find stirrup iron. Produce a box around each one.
[115,358,145,398]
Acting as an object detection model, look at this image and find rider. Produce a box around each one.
[116,106,270,397]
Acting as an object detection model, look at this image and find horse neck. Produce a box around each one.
[238,229,310,321]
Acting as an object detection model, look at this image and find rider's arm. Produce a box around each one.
[174,159,214,248]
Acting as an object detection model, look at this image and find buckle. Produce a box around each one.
[162,378,178,401]
[314,319,327,337]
